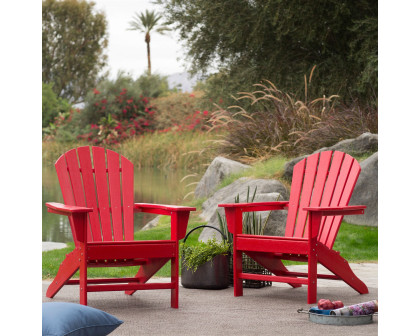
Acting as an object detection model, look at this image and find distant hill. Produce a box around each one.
[167,72,201,93]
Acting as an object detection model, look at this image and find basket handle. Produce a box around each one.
[183,225,227,243]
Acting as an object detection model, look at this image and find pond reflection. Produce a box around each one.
[42,166,199,243]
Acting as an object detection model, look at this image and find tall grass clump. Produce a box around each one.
[115,131,217,170]
[208,74,377,163]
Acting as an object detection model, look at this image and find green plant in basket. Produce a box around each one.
[180,238,230,272]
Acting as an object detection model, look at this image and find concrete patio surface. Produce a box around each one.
[42,263,378,335]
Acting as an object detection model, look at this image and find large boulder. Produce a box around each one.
[344,152,378,226]
[198,177,290,242]
[194,157,250,198]
[283,132,378,180]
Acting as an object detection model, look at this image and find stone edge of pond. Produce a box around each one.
[43,242,67,252]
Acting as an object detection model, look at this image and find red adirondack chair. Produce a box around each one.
[219,151,369,304]
[45,146,195,308]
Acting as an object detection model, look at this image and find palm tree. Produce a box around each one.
[127,10,170,75]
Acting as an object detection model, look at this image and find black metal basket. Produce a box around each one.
[181,225,230,290]
[228,253,272,288]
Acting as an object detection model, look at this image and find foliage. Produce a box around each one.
[127,9,171,75]
[152,91,210,130]
[156,0,377,106]
[42,0,108,103]
[42,107,87,143]
[42,82,71,128]
[180,237,230,272]
[136,72,172,98]
[208,79,377,162]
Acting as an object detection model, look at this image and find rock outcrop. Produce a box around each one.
[283,132,378,180]
[194,156,250,198]
[344,152,378,226]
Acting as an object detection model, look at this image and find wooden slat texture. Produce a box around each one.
[77,147,102,241]
[319,154,353,245]
[55,155,78,244]
[92,147,113,241]
[285,159,306,237]
[303,151,332,238]
[107,149,123,241]
[325,158,361,248]
[316,151,345,241]
[294,153,319,238]
[65,148,92,241]
[121,155,134,240]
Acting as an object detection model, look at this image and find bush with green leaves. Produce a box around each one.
[81,72,152,125]
[181,237,230,272]
[42,82,71,128]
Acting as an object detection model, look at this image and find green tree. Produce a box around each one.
[127,10,170,75]
[156,0,377,105]
[42,0,108,103]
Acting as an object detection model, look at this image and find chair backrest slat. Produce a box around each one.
[284,159,305,237]
[55,154,78,243]
[77,147,102,241]
[64,148,93,241]
[121,156,134,241]
[91,147,113,241]
[107,149,124,241]
[321,156,360,248]
[285,151,361,248]
[303,151,333,238]
[293,153,320,237]
[318,154,354,244]
[316,151,345,239]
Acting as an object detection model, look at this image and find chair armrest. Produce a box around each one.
[134,203,196,241]
[134,203,196,215]
[219,202,289,235]
[303,205,366,216]
[218,201,289,212]
[46,202,93,216]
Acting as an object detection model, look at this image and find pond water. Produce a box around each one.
[42,166,200,243]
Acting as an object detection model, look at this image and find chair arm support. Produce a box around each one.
[134,203,196,241]
[218,201,289,212]
[46,202,93,216]
[46,202,92,244]
[303,205,366,216]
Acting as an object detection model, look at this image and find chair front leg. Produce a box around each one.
[233,245,243,297]
[307,211,322,304]
[307,239,318,304]
[73,213,88,305]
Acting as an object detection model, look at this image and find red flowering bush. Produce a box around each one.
[152,91,211,132]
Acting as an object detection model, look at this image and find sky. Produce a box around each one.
[93,0,188,78]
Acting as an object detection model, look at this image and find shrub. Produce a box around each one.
[208,79,377,162]
[135,72,173,98]
[42,83,71,128]
[152,91,210,131]
[82,72,152,126]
